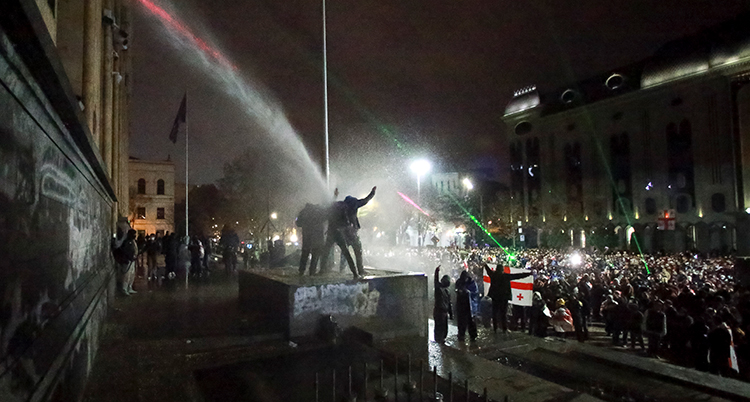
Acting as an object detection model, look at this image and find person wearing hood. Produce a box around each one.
[528,291,550,337]
[434,266,453,343]
[320,187,376,279]
[341,187,376,275]
[455,270,479,342]
[484,263,532,333]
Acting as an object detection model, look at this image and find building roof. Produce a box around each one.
[504,12,750,119]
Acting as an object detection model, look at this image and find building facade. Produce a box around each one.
[129,158,175,236]
[0,1,131,401]
[502,14,750,253]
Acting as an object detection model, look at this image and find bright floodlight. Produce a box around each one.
[462,178,474,190]
[570,253,582,266]
[410,159,431,176]
[270,212,278,220]
[290,233,298,242]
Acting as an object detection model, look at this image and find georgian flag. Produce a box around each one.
[484,264,533,306]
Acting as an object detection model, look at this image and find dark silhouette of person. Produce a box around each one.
[434,266,452,343]
[340,186,376,275]
[220,225,240,274]
[484,263,532,333]
[319,200,358,278]
[296,203,326,275]
[455,270,478,341]
[320,186,376,279]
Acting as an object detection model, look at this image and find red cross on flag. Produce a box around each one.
[483,264,533,306]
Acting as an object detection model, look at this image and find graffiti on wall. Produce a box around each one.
[293,282,380,318]
[0,43,112,402]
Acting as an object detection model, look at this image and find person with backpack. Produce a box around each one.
[113,227,138,296]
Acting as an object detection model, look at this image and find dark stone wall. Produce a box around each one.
[239,271,428,341]
[0,16,115,402]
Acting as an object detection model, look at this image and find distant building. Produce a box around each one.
[430,172,465,197]
[502,13,750,253]
[129,158,175,236]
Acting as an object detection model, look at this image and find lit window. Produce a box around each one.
[136,207,146,220]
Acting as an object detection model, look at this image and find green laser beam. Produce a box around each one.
[443,191,516,260]
[532,3,650,274]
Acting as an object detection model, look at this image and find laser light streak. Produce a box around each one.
[397,192,429,216]
[135,0,238,71]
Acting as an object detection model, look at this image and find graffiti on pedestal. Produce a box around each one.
[293,283,380,318]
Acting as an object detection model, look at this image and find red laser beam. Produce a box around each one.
[397,191,429,216]
[135,0,238,71]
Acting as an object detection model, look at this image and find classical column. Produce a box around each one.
[101,0,115,177]
[82,0,102,146]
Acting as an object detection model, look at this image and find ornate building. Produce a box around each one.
[503,14,750,253]
[0,1,131,400]
[129,158,175,236]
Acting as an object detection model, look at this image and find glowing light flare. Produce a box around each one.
[397,192,429,216]
[135,0,238,71]
[570,253,582,266]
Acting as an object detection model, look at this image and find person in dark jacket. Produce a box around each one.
[644,300,667,358]
[455,270,478,341]
[434,266,453,343]
[484,263,532,333]
[296,203,326,275]
[319,200,358,278]
[340,187,376,274]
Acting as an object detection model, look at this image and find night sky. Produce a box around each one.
[130,0,750,186]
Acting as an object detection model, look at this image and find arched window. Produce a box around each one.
[157,179,165,195]
[137,178,146,194]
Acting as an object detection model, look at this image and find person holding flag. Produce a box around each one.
[484,263,532,333]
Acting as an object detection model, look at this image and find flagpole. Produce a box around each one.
[185,92,189,239]
[322,0,330,190]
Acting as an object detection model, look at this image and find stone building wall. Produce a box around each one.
[0,1,129,401]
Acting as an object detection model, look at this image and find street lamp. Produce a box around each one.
[410,159,431,248]
[270,212,278,220]
[463,178,483,224]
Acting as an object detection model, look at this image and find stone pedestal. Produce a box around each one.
[238,269,428,341]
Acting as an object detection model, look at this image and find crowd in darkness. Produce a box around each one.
[401,246,747,380]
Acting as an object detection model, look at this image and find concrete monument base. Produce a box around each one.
[238,268,428,341]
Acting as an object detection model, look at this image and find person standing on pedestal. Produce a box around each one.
[296,203,326,275]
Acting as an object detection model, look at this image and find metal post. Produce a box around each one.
[315,372,319,402]
[394,359,399,401]
[332,369,336,402]
[348,366,352,397]
[483,388,488,402]
[448,372,453,402]
[433,366,437,397]
[465,379,469,402]
[322,0,330,189]
[407,354,411,386]
[364,362,368,400]
[380,360,384,390]
[419,360,424,400]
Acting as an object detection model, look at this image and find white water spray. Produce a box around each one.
[137,0,329,205]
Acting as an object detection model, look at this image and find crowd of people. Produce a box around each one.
[430,246,747,379]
